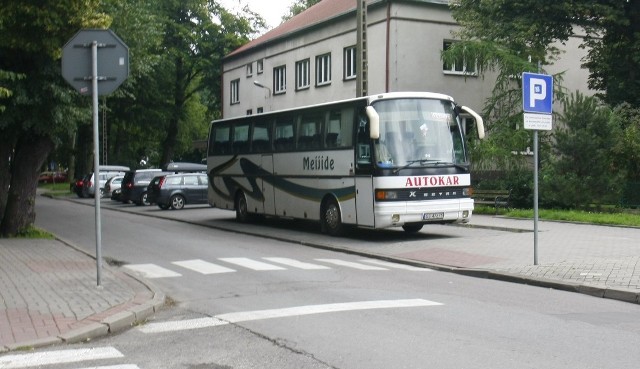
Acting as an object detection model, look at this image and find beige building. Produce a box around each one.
[221,0,591,119]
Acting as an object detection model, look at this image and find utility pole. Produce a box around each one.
[356,0,368,97]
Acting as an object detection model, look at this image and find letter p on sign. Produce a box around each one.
[523,73,553,114]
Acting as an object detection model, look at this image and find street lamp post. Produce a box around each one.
[253,80,272,97]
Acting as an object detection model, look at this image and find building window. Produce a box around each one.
[257,107,264,114]
[273,65,286,94]
[315,53,331,86]
[246,63,253,77]
[295,59,310,90]
[443,41,476,75]
[257,59,264,74]
[230,79,240,105]
[246,109,252,115]
[344,46,356,80]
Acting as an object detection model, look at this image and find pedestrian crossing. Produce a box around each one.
[124,257,431,279]
[0,347,135,369]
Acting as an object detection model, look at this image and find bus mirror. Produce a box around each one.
[460,106,485,139]
[366,106,380,139]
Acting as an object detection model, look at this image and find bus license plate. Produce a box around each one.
[422,212,444,220]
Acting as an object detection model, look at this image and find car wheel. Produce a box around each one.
[170,195,185,210]
[235,192,249,222]
[139,191,150,206]
[402,224,424,233]
[321,198,343,236]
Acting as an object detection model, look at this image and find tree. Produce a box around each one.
[445,0,640,207]
[151,0,261,166]
[282,0,323,23]
[443,0,572,172]
[540,92,624,209]
[0,1,109,236]
[581,1,640,106]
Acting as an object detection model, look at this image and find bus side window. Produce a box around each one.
[275,116,295,151]
[298,112,324,150]
[211,125,230,155]
[232,123,250,154]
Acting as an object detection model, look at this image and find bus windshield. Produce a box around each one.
[371,98,466,168]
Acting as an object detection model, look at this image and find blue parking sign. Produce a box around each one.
[523,72,553,114]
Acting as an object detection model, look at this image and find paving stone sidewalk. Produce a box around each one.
[0,238,164,352]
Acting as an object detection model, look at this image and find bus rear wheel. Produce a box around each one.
[235,192,249,222]
[321,199,343,236]
[402,224,423,233]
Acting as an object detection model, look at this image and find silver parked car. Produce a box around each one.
[103,175,124,198]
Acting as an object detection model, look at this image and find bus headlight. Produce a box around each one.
[391,214,400,223]
[376,190,398,200]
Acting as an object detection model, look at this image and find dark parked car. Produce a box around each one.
[120,169,167,205]
[147,173,209,210]
[73,174,91,198]
[111,188,122,202]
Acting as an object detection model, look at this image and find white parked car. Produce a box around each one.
[103,175,124,198]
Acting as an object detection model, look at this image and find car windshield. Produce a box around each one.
[371,98,467,168]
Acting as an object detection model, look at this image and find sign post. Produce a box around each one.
[522,72,553,265]
[62,29,129,286]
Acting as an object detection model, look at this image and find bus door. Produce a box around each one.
[260,154,276,215]
[355,176,375,227]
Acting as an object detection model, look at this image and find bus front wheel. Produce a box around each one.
[321,199,343,236]
[235,192,249,222]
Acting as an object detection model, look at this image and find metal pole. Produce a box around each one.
[533,130,539,265]
[533,60,541,266]
[92,41,103,286]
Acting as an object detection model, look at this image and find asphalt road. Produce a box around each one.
[27,196,640,369]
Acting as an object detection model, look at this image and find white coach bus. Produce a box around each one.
[207,92,484,235]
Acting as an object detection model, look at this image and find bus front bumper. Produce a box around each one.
[373,199,474,228]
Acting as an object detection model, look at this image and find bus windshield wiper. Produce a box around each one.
[393,160,468,173]
[424,160,469,172]
[392,159,432,174]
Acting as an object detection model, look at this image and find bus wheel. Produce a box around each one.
[402,224,423,233]
[321,199,343,236]
[235,192,249,222]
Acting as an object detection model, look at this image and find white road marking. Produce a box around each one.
[263,257,331,270]
[172,259,236,274]
[218,257,286,270]
[139,317,229,333]
[124,264,181,278]
[360,259,433,271]
[315,258,388,270]
[0,347,123,368]
[77,365,140,369]
[139,299,442,334]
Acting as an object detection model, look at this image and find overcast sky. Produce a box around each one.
[218,0,293,30]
